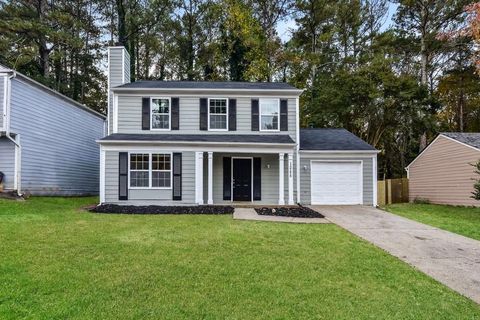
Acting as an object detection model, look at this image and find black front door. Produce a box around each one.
[233,159,252,201]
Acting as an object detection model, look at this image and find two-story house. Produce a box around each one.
[98,46,378,206]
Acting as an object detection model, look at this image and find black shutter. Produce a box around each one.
[253,157,261,200]
[172,153,182,200]
[199,98,208,130]
[280,99,288,131]
[228,98,236,131]
[171,97,179,130]
[142,97,150,130]
[119,152,128,200]
[251,99,259,131]
[223,157,231,200]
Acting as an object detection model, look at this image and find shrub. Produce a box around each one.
[413,197,430,204]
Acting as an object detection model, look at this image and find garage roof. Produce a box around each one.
[300,128,377,151]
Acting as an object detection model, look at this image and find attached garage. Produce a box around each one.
[299,129,378,206]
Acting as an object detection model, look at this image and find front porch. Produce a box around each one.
[195,151,296,206]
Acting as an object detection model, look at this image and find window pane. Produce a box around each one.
[209,99,227,114]
[152,171,171,187]
[210,114,227,129]
[130,171,149,187]
[152,114,170,129]
[130,154,149,170]
[152,99,170,114]
[152,154,171,170]
[261,115,278,130]
[260,100,278,115]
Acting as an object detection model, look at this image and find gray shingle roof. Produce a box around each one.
[99,133,295,144]
[441,132,480,150]
[300,128,376,151]
[114,80,300,91]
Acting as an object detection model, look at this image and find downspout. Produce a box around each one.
[4,71,22,195]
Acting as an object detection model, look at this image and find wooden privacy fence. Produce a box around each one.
[377,178,409,206]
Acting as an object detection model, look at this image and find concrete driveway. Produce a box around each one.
[311,205,480,304]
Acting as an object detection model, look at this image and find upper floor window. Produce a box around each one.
[209,98,228,130]
[151,97,170,130]
[129,153,172,189]
[259,99,279,131]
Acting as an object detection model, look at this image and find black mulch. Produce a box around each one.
[90,204,234,215]
[255,206,324,218]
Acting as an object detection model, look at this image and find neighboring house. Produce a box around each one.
[98,46,378,206]
[406,132,480,206]
[0,64,106,195]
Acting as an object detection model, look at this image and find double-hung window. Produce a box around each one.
[259,99,279,131]
[208,98,228,130]
[151,98,170,130]
[129,153,172,188]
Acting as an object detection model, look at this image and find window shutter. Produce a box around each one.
[251,99,259,131]
[142,97,150,130]
[228,98,237,131]
[171,97,179,130]
[173,153,182,201]
[119,152,128,200]
[223,157,231,200]
[280,99,288,131]
[253,157,261,200]
[199,98,208,130]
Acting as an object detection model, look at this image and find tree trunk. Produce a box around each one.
[117,0,127,46]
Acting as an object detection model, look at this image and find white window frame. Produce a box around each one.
[150,97,171,131]
[259,98,280,132]
[128,152,173,190]
[208,97,229,131]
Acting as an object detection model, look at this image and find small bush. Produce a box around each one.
[413,197,430,204]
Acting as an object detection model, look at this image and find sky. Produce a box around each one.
[276,2,399,42]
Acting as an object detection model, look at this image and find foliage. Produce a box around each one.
[0,197,479,318]
[471,159,480,200]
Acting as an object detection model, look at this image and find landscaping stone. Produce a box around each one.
[255,206,324,218]
[91,204,234,215]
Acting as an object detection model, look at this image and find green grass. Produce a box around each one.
[0,198,479,319]
[385,203,480,241]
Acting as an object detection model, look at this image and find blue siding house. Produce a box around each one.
[0,64,106,195]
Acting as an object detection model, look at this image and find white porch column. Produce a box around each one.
[288,152,294,205]
[207,151,213,204]
[278,153,285,205]
[195,152,204,204]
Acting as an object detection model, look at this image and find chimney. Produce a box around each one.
[107,46,130,134]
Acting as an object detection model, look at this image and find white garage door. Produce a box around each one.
[311,161,362,205]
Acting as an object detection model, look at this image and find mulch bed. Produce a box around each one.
[255,206,324,218]
[90,204,234,215]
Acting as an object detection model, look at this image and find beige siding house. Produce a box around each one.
[406,133,480,206]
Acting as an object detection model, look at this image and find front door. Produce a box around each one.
[232,158,252,201]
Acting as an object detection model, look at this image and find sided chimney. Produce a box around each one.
[107,46,130,134]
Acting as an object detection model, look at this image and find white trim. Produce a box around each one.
[231,157,254,202]
[1,75,7,129]
[207,97,228,131]
[406,133,480,170]
[207,152,213,204]
[372,155,377,207]
[195,152,204,204]
[99,146,105,204]
[288,152,294,205]
[122,49,125,84]
[107,48,111,135]
[300,150,379,154]
[113,92,301,99]
[112,88,304,95]
[100,144,294,154]
[113,94,118,133]
[127,152,173,190]
[309,160,363,205]
[259,98,280,132]
[279,153,285,205]
[150,97,171,131]
[300,153,378,159]
[295,97,300,204]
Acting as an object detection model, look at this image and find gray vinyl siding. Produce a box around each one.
[104,150,195,205]
[299,155,374,205]
[0,138,15,189]
[116,95,297,142]
[108,47,129,134]
[0,75,5,129]
[9,77,105,195]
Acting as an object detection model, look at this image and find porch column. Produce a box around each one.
[207,151,213,204]
[195,152,204,204]
[279,153,285,205]
[288,152,294,205]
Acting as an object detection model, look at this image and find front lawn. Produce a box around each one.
[0,198,479,319]
[385,203,480,241]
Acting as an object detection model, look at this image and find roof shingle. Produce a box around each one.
[299,128,376,151]
[441,132,480,150]
[114,80,300,91]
